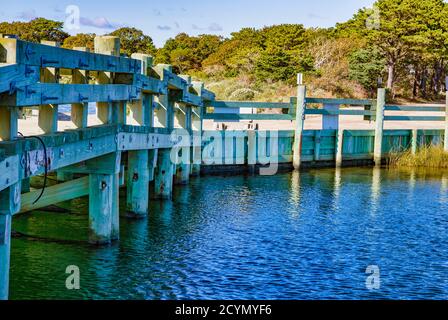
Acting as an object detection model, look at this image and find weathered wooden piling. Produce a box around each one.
[0,214,12,300]
[374,88,386,166]
[154,148,174,199]
[412,129,418,155]
[248,130,256,172]
[191,81,204,176]
[0,106,20,300]
[293,76,306,170]
[153,64,176,197]
[335,129,344,167]
[174,75,192,185]
[126,150,150,218]
[87,152,121,244]
[89,36,124,241]
[126,53,154,218]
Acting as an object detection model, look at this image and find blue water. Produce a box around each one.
[9,167,448,299]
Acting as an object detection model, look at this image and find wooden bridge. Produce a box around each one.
[1,35,448,300]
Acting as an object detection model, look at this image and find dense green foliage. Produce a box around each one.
[3,0,448,101]
[109,27,157,57]
[0,18,68,43]
[62,33,95,51]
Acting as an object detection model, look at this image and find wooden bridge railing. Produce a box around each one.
[0,35,219,299]
[205,83,448,168]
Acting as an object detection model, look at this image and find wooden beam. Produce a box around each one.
[304,97,374,106]
[0,38,140,73]
[203,114,294,121]
[211,101,290,109]
[19,177,89,213]
[0,83,139,107]
[0,63,40,94]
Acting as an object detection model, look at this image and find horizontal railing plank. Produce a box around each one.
[303,97,375,106]
[384,116,446,121]
[1,83,140,106]
[305,109,376,116]
[211,101,291,109]
[385,105,445,112]
[0,63,40,94]
[203,113,294,121]
[1,38,141,74]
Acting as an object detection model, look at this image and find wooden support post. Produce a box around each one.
[87,152,121,244]
[174,103,192,185]
[129,53,154,126]
[0,214,11,300]
[148,149,158,181]
[94,36,120,125]
[39,41,59,134]
[322,104,339,130]
[0,106,18,141]
[248,130,256,172]
[154,64,175,129]
[0,179,21,300]
[374,88,386,166]
[126,150,149,218]
[154,148,174,200]
[412,129,418,155]
[445,90,448,152]
[314,130,321,161]
[191,81,204,176]
[88,173,113,244]
[71,47,89,128]
[293,81,306,170]
[71,103,88,128]
[336,129,344,168]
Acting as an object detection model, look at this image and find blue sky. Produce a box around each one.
[0,0,376,47]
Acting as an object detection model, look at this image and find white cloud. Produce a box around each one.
[80,16,122,29]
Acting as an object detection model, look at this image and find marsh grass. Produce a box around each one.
[388,145,448,168]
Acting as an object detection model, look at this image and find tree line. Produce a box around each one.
[2,0,448,101]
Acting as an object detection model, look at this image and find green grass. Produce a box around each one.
[388,145,448,168]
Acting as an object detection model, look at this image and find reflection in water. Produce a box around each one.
[371,167,382,215]
[9,167,448,300]
[289,170,301,215]
[440,174,448,204]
